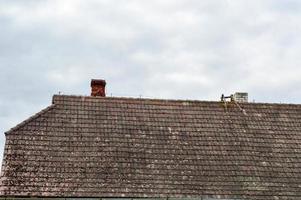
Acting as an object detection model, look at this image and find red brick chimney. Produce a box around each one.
[91,79,106,97]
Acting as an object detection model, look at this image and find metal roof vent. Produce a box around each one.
[233,92,248,103]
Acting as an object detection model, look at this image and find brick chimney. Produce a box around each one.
[91,79,106,97]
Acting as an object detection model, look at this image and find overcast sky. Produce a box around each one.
[1,0,301,163]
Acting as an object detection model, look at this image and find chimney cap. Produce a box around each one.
[91,79,106,87]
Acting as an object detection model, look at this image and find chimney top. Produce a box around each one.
[91,79,106,97]
[91,79,106,87]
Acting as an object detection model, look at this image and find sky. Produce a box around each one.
[1,0,301,163]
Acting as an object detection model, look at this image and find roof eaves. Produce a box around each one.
[4,104,56,135]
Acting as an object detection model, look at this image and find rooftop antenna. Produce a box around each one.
[221,94,233,102]
[221,94,233,112]
[221,93,247,115]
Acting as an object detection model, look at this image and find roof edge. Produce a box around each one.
[4,104,56,135]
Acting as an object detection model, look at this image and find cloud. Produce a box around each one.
[1,0,301,163]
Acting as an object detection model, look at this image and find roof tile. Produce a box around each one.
[1,95,301,199]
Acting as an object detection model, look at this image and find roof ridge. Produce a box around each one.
[52,94,301,106]
[4,104,56,135]
[52,94,223,104]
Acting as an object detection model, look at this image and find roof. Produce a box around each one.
[1,94,301,199]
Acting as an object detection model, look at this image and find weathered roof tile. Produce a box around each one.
[1,95,301,199]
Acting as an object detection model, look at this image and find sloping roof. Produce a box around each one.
[1,95,301,199]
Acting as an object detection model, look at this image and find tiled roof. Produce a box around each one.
[1,95,301,199]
